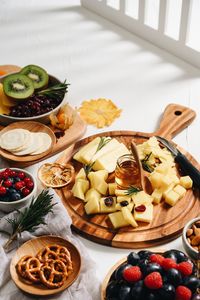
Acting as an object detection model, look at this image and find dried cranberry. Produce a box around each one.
[104,197,114,207]
[120,201,129,207]
[135,205,146,212]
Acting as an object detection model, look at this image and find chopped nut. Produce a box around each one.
[186,229,193,237]
[193,246,199,251]
[193,224,200,236]
[191,235,200,246]
[195,221,200,228]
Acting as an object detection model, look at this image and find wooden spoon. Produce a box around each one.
[130,141,152,194]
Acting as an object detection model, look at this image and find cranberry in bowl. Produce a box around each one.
[0,168,37,212]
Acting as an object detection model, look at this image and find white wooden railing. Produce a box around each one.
[81,0,200,69]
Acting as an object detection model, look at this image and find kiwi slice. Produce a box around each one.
[20,65,49,89]
[3,73,34,99]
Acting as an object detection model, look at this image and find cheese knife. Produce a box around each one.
[156,136,200,188]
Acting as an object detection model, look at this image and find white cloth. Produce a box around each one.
[0,189,100,300]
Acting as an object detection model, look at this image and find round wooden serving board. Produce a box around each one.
[10,235,81,296]
[56,104,200,248]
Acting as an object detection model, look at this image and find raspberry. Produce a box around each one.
[175,286,192,300]
[162,258,177,270]
[144,272,163,289]
[123,266,142,282]
[177,262,193,276]
[149,254,164,265]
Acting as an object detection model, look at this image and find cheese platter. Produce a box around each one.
[55,103,200,248]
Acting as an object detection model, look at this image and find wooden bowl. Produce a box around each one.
[0,121,56,163]
[10,235,81,296]
[101,257,126,300]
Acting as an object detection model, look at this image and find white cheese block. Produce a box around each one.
[134,204,153,223]
[91,138,121,162]
[132,191,153,206]
[92,143,129,173]
[73,137,101,163]
[85,197,100,214]
[122,207,138,227]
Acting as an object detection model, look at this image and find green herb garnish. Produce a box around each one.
[3,190,56,251]
[37,80,69,99]
[141,152,154,173]
[125,186,141,196]
[95,137,111,153]
[83,162,95,176]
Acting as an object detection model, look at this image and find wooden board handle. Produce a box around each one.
[154,103,196,140]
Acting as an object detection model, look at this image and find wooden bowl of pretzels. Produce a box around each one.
[10,235,81,296]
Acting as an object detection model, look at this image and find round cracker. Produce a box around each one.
[31,133,52,155]
[12,133,44,156]
[0,129,31,151]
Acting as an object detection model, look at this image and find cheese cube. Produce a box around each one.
[132,191,153,206]
[151,189,163,204]
[85,188,101,203]
[85,197,100,214]
[88,170,108,195]
[165,190,180,206]
[180,176,193,189]
[155,163,170,174]
[72,179,89,201]
[108,183,117,195]
[100,197,117,213]
[149,172,163,189]
[122,207,138,227]
[160,175,173,189]
[76,168,86,180]
[162,183,175,199]
[173,184,186,198]
[171,174,180,185]
[134,204,153,223]
[109,211,129,228]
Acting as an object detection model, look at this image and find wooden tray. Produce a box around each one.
[0,105,86,167]
[10,235,81,296]
[56,104,200,248]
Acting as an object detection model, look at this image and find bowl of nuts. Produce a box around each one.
[182,217,200,260]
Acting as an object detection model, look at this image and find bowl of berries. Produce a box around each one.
[102,249,200,300]
[0,168,37,212]
[0,64,69,125]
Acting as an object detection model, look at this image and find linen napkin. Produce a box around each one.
[0,189,100,300]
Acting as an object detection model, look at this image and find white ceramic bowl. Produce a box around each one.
[0,75,66,125]
[0,168,37,213]
[182,216,200,260]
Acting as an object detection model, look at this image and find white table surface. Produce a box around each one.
[1,0,200,296]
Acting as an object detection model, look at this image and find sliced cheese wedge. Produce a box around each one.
[92,143,129,173]
[90,138,121,162]
[73,137,101,163]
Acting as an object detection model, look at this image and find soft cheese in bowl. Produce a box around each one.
[0,168,37,212]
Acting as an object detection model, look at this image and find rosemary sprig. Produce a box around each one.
[37,81,69,99]
[141,152,154,173]
[125,186,141,196]
[83,162,95,176]
[95,137,111,154]
[3,190,56,251]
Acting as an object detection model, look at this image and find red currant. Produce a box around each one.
[4,180,12,188]
[2,171,10,179]
[15,181,25,190]
[10,170,17,177]
[4,168,11,175]
[26,181,34,190]
[24,177,31,185]
[22,188,30,196]
[17,171,25,179]
[0,186,7,195]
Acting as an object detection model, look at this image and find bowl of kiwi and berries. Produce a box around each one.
[0,64,69,125]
